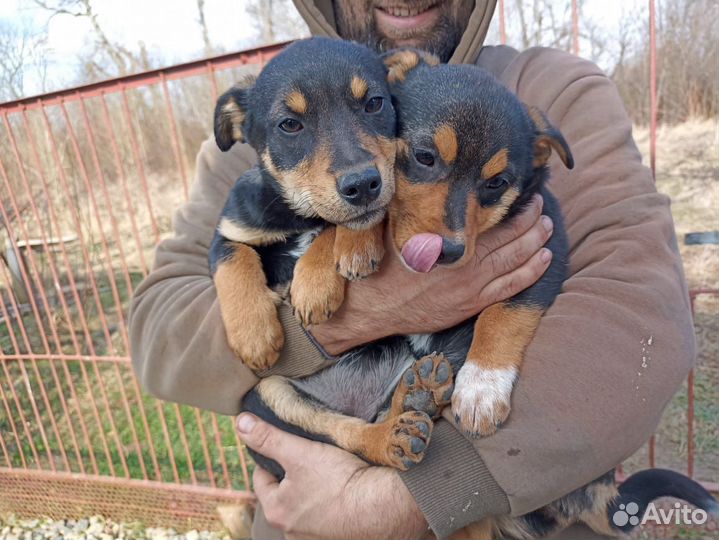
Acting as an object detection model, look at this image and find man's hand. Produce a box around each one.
[311,194,554,355]
[237,413,429,540]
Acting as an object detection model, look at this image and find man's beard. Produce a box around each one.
[334,4,465,63]
[372,15,463,62]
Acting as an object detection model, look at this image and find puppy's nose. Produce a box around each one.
[438,238,465,264]
[337,168,382,206]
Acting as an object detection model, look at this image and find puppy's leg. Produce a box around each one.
[389,352,454,419]
[334,222,385,281]
[214,243,284,372]
[256,376,433,471]
[452,302,543,437]
[290,227,346,325]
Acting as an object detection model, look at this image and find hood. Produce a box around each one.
[292,0,496,65]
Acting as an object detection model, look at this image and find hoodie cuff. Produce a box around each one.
[399,420,510,538]
[259,304,336,378]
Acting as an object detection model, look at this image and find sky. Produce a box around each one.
[2,0,640,99]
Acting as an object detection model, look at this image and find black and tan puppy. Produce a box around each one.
[239,50,718,538]
[385,49,574,438]
[210,37,396,373]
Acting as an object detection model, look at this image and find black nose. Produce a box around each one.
[337,168,382,206]
[438,238,465,264]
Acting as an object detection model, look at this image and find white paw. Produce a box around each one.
[451,364,517,437]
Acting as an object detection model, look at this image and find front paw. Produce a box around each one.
[334,226,385,281]
[224,294,284,373]
[335,246,383,281]
[451,364,517,437]
[290,267,345,326]
[399,352,454,418]
[380,411,433,471]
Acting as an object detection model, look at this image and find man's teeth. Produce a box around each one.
[383,4,433,17]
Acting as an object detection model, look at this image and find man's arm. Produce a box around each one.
[398,48,695,535]
[128,139,330,414]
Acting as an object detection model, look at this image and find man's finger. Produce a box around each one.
[475,194,543,258]
[479,247,552,306]
[481,213,553,277]
[237,413,304,468]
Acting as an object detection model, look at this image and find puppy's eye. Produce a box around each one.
[486,176,509,190]
[279,118,303,133]
[414,151,435,167]
[365,96,384,114]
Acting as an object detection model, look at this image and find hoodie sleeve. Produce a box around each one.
[399,47,695,536]
[129,138,330,415]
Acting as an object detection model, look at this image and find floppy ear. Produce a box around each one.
[214,76,256,151]
[382,48,440,84]
[526,105,574,169]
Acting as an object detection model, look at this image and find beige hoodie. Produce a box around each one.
[129,1,695,537]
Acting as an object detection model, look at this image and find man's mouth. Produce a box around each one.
[374,1,442,36]
[376,1,439,17]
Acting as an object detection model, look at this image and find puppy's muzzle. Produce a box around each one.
[337,168,382,206]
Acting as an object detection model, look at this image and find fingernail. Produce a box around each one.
[237,414,256,434]
[541,215,553,232]
[540,248,552,263]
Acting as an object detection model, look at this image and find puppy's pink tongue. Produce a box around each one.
[401,233,443,273]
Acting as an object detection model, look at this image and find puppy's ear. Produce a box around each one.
[214,76,256,151]
[526,105,574,169]
[382,48,439,84]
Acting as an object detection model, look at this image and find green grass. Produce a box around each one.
[1,269,253,490]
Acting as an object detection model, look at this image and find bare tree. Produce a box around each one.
[196,0,214,56]
[245,0,308,45]
[33,0,155,79]
[0,19,49,100]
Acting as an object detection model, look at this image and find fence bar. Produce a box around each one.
[0,42,288,114]
[160,74,190,201]
[78,96,136,312]
[0,380,26,468]
[210,413,231,489]
[498,0,507,44]
[173,403,198,485]
[649,0,658,179]
[571,0,580,55]
[120,88,161,244]
[0,126,54,356]
[207,62,219,102]
[194,409,217,488]
[36,106,119,475]
[98,93,149,276]
[59,101,126,355]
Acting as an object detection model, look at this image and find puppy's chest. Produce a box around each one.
[257,227,324,288]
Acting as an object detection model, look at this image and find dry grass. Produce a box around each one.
[624,119,719,486]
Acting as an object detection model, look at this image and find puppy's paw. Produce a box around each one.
[381,411,433,471]
[290,266,345,326]
[398,352,454,418]
[334,226,384,281]
[451,364,516,437]
[223,291,284,373]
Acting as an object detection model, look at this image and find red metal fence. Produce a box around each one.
[0,0,717,532]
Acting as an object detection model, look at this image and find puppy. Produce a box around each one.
[240,50,718,538]
[210,37,396,373]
